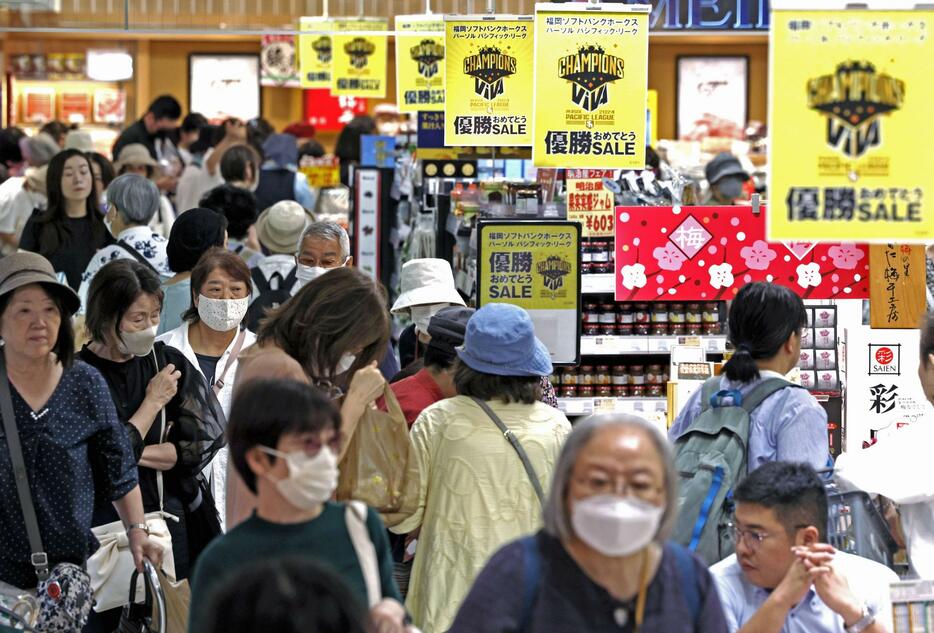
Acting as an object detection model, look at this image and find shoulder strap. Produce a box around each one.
[699,376,721,414]
[519,536,541,633]
[0,350,49,581]
[151,350,166,513]
[250,267,271,294]
[213,330,247,395]
[670,544,701,626]
[470,397,545,505]
[740,378,798,413]
[344,501,381,608]
[117,239,160,275]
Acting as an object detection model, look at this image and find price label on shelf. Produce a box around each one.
[652,337,673,352]
[593,398,616,414]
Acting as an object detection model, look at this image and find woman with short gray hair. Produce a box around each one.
[77,173,172,312]
[449,414,728,633]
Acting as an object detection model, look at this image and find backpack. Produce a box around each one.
[671,376,799,565]
[244,266,298,331]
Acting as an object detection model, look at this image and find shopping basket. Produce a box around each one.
[825,485,900,570]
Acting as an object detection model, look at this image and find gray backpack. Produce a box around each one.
[671,376,798,565]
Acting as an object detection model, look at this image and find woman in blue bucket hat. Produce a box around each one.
[391,302,572,633]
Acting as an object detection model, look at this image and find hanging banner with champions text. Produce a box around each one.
[566,169,615,237]
[444,15,535,147]
[299,17,332,89]
[769,5,934,242]
[396,15,445,113]
[477,221,581,365]
[531,3,650,169]
[330,18,388,98]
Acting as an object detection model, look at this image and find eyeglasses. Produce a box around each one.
[574,475,662,500]
[728,522,810,551]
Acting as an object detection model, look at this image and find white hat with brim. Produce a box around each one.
[256,200,311,254]
[114,143,160,173]
[391,258,466,314]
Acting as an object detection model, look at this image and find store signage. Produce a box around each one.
[330,18,388,98]
[417,111,445,149]
[566,169,615,237]
[769,7,934,242]
[606,0,769,32]
[443,15,535,147]
[614,205,870,301]
[354,169,382,280]
[360,135,396,168]
[396,15,445,113]
[476,220,581,365]
[531,3,649,169]
[869,344,901,376]
[299,157,340,189]
[868,244,925,329]
[261,35,300,88]
[302,89,367,132]
[299,17,333,89]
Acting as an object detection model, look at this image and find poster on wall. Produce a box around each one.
[444,15,535,147]
[531,3,650,169]
[330,18,388,98]
[614,205,870,301]
[566,169,615,237]
[299,17,332,89]
[396,15,445,113]
[189,54,260,122]
[261,35,300,87]
[677,56,747,140]
[477,221,581,365]
[868,244,926,329]
[770,5,934,242]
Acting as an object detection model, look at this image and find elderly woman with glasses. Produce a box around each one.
[448,415,729,633]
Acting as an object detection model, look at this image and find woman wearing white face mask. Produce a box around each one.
[158,248,257,530]
[449,415,729,633]
[80,259,227,632]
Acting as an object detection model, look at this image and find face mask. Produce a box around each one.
[296,264,329,284]
[103,215,114,237]
[335,353,356,375]
[117,325,158,357]
[197,295,249,332]
[410,304,444,336]
[260,446,339,510]
[571,495,663,557]
[715,176,745,202]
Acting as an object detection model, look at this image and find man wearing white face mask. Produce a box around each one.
[189,379,411,633]
[291,220,354,294]
[390,258,467,370]
[449,415,729,633]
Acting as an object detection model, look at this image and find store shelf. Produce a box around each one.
[580,335,727,356]
[582,274,615,294]
[558,397,667,417]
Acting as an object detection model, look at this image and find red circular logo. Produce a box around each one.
[875,347,894,365]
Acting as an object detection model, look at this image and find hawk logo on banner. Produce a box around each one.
[464,47,517,101]
[345,38,375,69]
[807,60,905,159]
[312,36,332,63]
[537,255,571,295]
[558,45,625,112]
[411,39,444,79]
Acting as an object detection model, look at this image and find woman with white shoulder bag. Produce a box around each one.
[79,258,225,632]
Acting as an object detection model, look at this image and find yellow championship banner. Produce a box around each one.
[770,8,934,242]
[299,17,332,89]
[330,18,388,98]
[531,4,650,169]
[444,15,535,147]
[396,15,445,113]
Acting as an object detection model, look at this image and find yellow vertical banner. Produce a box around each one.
[299,17,332,89]
[770,8,934,242]
[330,18,388,98]
[444,15,535,147]
[531,4,650,169]
[396,15,445,113]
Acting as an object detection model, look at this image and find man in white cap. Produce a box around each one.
[391,258,467,369]
[244,200,312,331]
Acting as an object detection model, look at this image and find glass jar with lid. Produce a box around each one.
[579,366,595,385]
[702,302,720,324]
[595,365,611,385]
[668,303,686,324]
[685,303,703,324]
[629,365,646,386]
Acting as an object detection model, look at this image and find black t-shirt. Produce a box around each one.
[113,119,158,161]
[19,214,113,290]
[194,352,221,387]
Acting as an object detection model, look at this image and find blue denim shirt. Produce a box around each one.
[668,371,830,473]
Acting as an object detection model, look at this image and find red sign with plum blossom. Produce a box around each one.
[614,206,869,301]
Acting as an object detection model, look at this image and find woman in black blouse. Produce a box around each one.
[78,259,225,631]
[19,149,113,290]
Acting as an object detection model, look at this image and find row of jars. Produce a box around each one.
[581,240,614,274]
[582,300,723,336]
[552,364,669,399]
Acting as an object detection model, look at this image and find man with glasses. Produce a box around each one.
[710,462,897,633]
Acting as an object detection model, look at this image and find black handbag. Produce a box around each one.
[116,562,165,633]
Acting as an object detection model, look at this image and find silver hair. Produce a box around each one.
[542,414,679,544]
[297,221,350,260]
[106,173,160,226]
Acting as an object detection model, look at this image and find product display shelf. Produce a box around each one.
[557,396,668,417]
[580,334,728,355]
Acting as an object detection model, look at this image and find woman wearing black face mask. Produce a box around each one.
[704,153,750,205]
[78,259,226,633]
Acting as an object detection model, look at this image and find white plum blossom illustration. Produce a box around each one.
[708,263,734,289]
[621,263,647,290]
[796,262,822,288]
